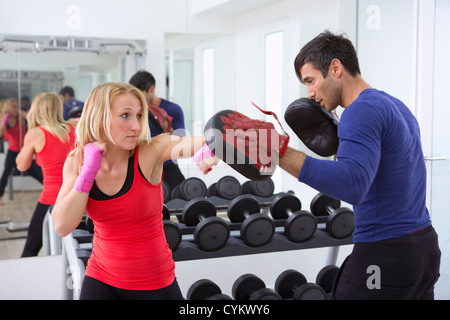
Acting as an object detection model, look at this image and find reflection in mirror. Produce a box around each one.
[0,35,145,259]
[0,1,344,261]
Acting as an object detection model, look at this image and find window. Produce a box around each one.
[202,47,214,123]
[264,31,283,116]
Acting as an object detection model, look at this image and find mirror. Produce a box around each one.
[0,0,344,260]
[0,35,146,258]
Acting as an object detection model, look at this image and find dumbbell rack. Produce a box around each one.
[61,192,352,300]
[166,195,352,262]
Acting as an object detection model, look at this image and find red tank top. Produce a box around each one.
[4,121,26,152]
[35,125,76,204]
[84,147,175,290]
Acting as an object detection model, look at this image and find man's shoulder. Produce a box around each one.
[160,99,183,116]
[160,98,181,109]
[67,99,84,108]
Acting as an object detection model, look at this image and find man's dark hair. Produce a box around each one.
[294,30,361,82]
[129,70,156,92]
[59,86,75,97]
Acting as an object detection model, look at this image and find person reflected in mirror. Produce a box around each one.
[59,86,84,121]
[0,98,43,205]
[16,92,76,257]
[129,70,186,191]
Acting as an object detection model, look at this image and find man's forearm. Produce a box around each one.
[279,147,307,179]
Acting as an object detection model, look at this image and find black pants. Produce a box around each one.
[21,202,50,257]
[331,226,441,300]
[80,276,184,300]
[0,149,43,197]
[163,161,185,190]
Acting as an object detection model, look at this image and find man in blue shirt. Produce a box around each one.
[279,31,441,299]
[59,86,84,120]
[129,70,186,189]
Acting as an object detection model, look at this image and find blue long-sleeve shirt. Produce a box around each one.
[63,99,84,120]
[149,98,185,166]
[299,89,431,243]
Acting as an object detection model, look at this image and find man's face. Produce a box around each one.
[143,85,156,105]
[59,93,69,104]
[142,89,152,105]
[300,62,341,112]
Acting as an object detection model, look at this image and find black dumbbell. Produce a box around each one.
[187,279,233,300]
[171,184,181,200]
[171,177,207,201]
[227,194,275,247]
[207,175,242,200]
[232,274,282,300]
[182,198,230,251]
[77,249,92,267]
[162,204,182,251]
[310,193,355,239]
[316,265,340,295]
[180,177,207,200]
[275,269,326,300]
[162,204,170,220]
[241,178,274,198]
[85,215,94,234]
[269,193,317,242]
[162,180,171,203]
[163,220,182,252]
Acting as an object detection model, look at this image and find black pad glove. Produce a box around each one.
[284,98,339,157]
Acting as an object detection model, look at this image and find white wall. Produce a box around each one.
[0,0,228,98]
[184,0,342,203]
[0,0,359,299]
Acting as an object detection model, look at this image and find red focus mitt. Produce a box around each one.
[148,104,173,133]
[204,103,289,181]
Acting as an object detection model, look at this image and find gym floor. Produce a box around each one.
[0,190,40,260]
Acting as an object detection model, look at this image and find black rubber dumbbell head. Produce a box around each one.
[216,176,242,199]
[163,220,182,251]
[182,198,230,251]
[228,195,275,247]
[316,265,339,294]
[162,180,171,203]
[187,279,232,300]
[232,274,281,300]
[270,193,317,242]
[180,177,207,201]
[242,179,274,197]
[310,193,354,239]
[275,269,326,300]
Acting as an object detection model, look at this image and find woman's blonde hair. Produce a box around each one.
[71,82,151,171]
[27,92,71,142]
[1,98,18,113]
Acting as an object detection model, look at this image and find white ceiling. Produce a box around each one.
[193,0,285,17]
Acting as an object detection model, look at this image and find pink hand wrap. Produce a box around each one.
[193,143,215,173]
[2,113,9,126]
[73,143,103,193]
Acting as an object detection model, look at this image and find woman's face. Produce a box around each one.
[8,100,19,116]
[108,93,143,151]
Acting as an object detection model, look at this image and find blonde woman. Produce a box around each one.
[0,98,43,205]
[52,82,211,300]
[16,92,76,257]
